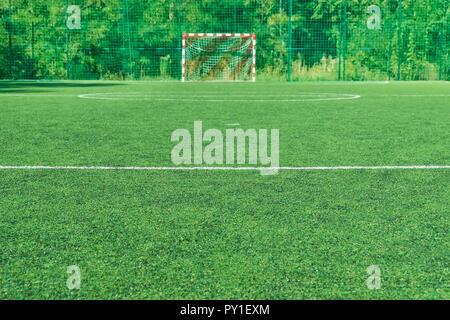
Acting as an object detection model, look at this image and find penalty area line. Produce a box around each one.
[0,166,449,171]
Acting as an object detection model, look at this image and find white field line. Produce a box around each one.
[0,165,449,171]
[2,93,448,100]
[77,92,361,102]
[79,93,354,96]
[1,92,361,102]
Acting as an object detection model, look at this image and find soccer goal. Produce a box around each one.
[182,33,256,82]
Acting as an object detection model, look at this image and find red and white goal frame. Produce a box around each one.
[182,33,256,82]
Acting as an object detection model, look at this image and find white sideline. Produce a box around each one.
[0,166,449,171]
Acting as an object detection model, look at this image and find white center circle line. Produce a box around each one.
[77,92,362,102]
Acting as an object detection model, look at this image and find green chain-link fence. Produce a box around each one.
[0,0,448,81]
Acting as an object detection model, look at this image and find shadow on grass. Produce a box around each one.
[0,81,124,93]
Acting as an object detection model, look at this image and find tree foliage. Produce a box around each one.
[0,0,447,80]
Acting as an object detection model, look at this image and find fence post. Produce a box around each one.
[178,0,182,80]
[8,0,12,79]
[31,21,35,78]
[397,0,402,81]
[123,0,133,78]
[387,21,393,81]
[338,22,341,81]
[234,0,237,32]
[438,26,444,81]
[121,0,126,78]
[65,0,69,80]
[233,0,237,80]
[342,0,347,81]
[83,16,87,79]
[287,0,293,81]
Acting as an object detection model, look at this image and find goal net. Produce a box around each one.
[182,33,256,82]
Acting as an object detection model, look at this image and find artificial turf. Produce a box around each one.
[0,81,448,299]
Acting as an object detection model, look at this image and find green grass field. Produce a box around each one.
[0,81,449,299]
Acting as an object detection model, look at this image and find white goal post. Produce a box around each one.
[182,33,256,82]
